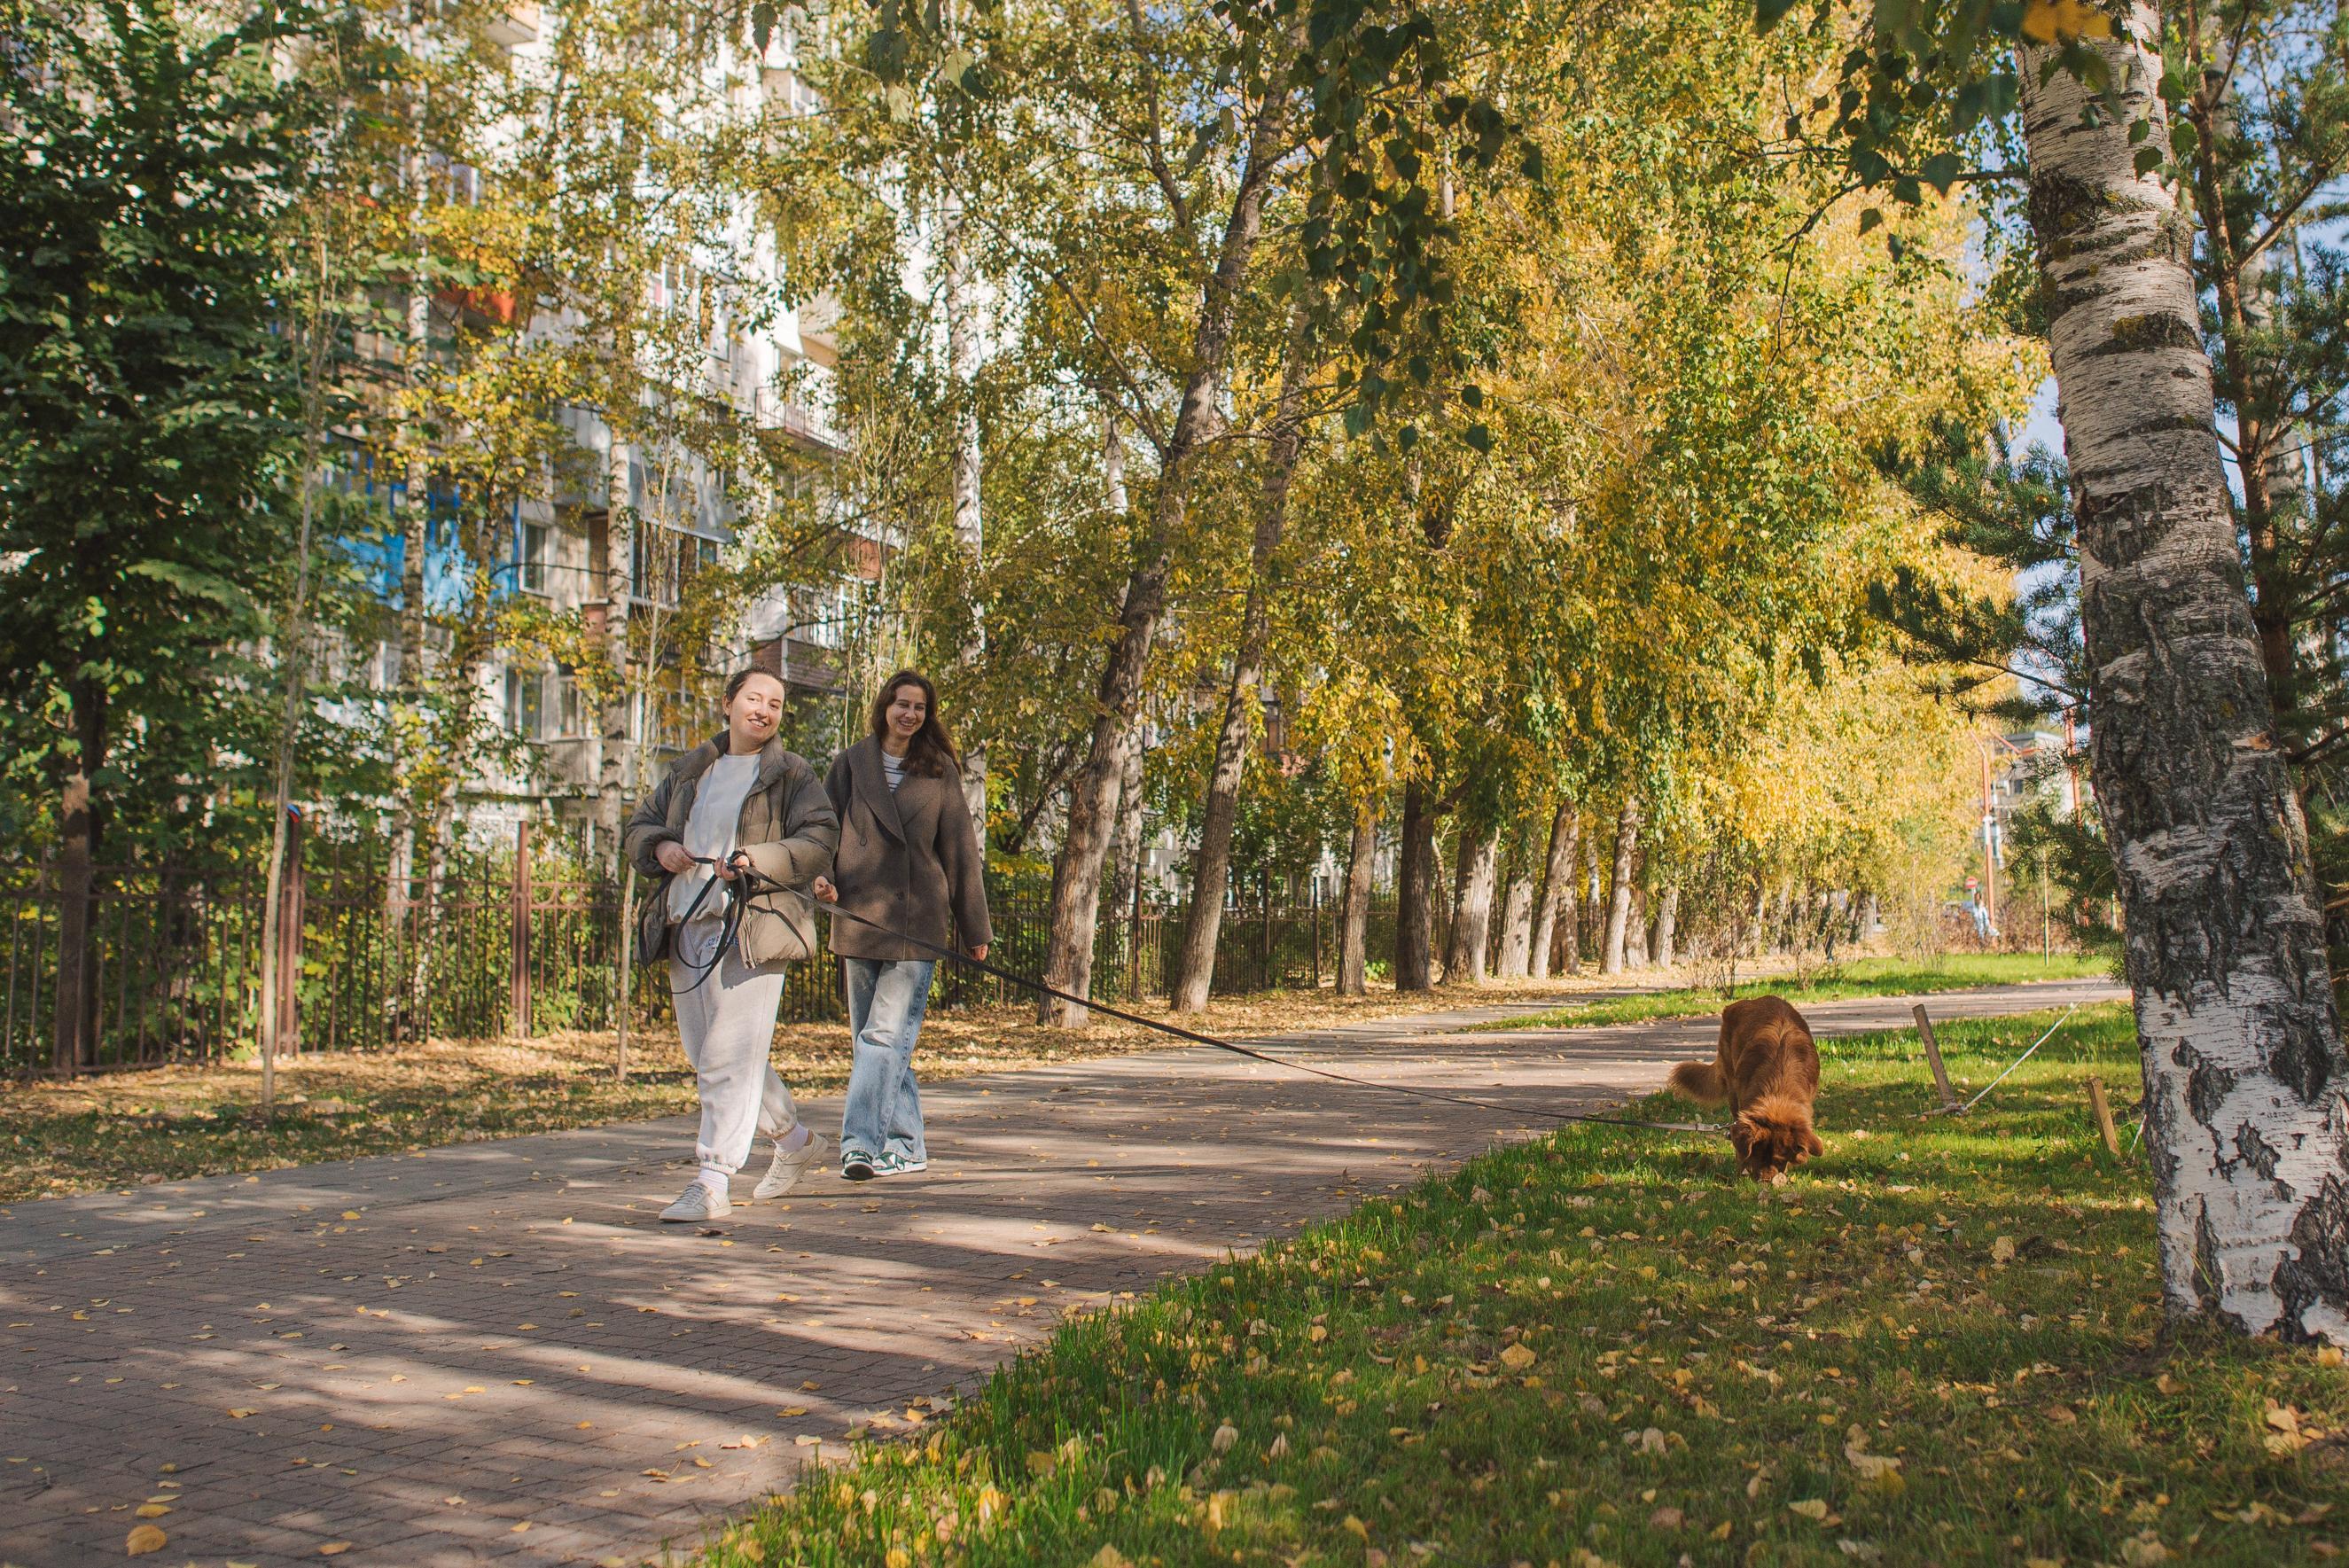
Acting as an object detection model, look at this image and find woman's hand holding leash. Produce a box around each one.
[654,841,695,876]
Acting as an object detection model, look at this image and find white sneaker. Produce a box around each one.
[659,1178,730,1223]
[753,1131,830,1199]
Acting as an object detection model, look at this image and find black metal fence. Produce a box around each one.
[4,829,1388,1077]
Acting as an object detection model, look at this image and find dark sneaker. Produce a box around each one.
[840,1150,877,1182]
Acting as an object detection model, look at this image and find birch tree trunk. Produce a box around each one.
[1601,798,1640,976]
[595,426,632,855]
[1625,886,1650,968]
[1445,827,1500,984]
[944,215,988,844]
[1496,865,1535,979]
[2025,8,2349,1343]
[1652,885,1680,970]
[1172,304,1313,1011]
[1393,781,1438,992]
[1035,89,1288,1025]
[1102,412,1145,911]
[1337,802,1377,995]
[1529,800,1578,979]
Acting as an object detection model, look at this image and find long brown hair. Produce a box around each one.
[869,669,960,777]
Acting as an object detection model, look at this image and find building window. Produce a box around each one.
[631,523,720,606]
[516,520,550,595]
[504,668,545,739]
[550,669,584,737]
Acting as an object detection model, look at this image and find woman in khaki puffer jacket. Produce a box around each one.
[623,669,839,1223]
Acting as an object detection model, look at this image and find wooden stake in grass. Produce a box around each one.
[2086,1074,2121,1158]
[1914,1003,1962,1113]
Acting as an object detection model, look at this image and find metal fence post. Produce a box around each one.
[511,820,533,1037]
[274,808,306,1056]
[52,854,92,1074]
[1311,881,1322,988]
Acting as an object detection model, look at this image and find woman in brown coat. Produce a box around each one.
[813,670,992,1180]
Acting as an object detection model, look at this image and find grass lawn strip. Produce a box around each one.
[697,1003,2347,1568]
[1482,952,2113,1034]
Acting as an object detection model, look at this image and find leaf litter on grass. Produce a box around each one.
[1,973,1661,1200]
[688,1002,2347,1568]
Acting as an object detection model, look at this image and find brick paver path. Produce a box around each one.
[0,980,2119,1567]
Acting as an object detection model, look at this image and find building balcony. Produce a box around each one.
[485,2,539,46]
[753,387,846,455]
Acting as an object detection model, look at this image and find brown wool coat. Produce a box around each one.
[822,736,992,963]
[621,735,839,967]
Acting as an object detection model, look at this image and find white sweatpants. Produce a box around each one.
[670,938,800,1181]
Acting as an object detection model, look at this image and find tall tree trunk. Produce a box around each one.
[1172,304,1313,1011]
[1496,862,1535,979]
[51,679,105,1072]
[945,214,988,844]
[386,276,432,963]
[1601,797,1640,976]
[260,324,329,1107]
[1394,780,1438,992]
[595,425,633,856]
[1625,886,1650,968]
[1108,724,1146,908]
[2187,59,2294,721]
[1531,800,1578,979]
[1338,801,1377,995]
[1581,830,1604,965]
[1102,410,1143,910]
[1653,885,1681,970]
[2024,8,2349,1343]
[1445,827,1500,984]
[1036,92,1289,1025]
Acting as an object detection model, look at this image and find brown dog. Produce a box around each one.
[1666,995,1825,1182]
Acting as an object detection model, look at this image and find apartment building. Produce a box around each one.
[335,3,868,839]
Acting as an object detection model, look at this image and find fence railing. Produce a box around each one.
[4,831,1386,1077]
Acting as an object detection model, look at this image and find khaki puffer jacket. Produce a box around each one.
[622,735,839,967]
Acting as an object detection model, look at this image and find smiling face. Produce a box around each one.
[723,673,786,753]
[884,683,928,744]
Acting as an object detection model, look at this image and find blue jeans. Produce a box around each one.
[840,957,935,1163]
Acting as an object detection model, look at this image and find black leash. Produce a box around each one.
[686,862,1726,1138]
[664,855,748,997]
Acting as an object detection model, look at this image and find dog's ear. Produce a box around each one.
[1729,1116,1757,1160]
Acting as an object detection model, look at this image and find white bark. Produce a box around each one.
[1601,798,1639,976]
[1445,828,1500,984]
[944,215,987,845]
[1530,800,1578,979]
[2025,7,2349,1344]
[1496,868,1534,979]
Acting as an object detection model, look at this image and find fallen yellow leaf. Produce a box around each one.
[318,1546,353,1557]
[1790,1499,1830,1521]
[133,1503,170,1518]
[1500,1344,1538,1371]
[125,1524,168,1556]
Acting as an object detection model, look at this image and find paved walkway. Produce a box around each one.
[0,980,2119,1567]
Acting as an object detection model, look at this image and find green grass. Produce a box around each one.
[1479,952,2115,1032]
[696,1003,2348,1568]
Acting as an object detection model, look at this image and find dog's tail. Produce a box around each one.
[1666,1060,1727,1104]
